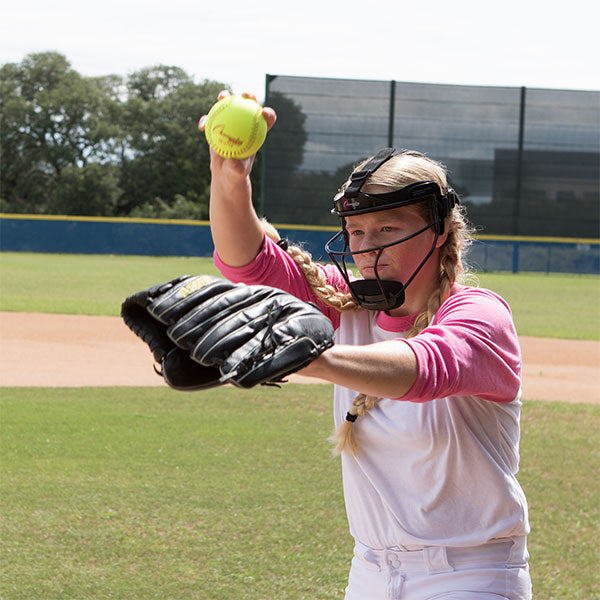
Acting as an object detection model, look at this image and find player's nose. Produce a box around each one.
[361,231,384,251]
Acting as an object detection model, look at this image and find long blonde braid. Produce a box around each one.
[260,217,359,312]
[406,203,472,338]
[285,244,359,312]
[261,223,378,455]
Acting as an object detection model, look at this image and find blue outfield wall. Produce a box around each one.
[0,215,338,261]
[1,214,599,275]
[0,215,215,257]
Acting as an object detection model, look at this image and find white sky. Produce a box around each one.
[2,0,599,100]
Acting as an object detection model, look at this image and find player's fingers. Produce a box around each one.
[208,146,254,176]
[199,90,231,130]
[263,106,277,131]
[238,93,276,130]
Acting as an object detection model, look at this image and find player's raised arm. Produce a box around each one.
[199,91,277,267]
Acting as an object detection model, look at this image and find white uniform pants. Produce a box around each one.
[344,537,532,600]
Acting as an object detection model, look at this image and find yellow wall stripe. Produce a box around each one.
[0,213,211,226]
[1,213,598,244]
[474,234,600,244]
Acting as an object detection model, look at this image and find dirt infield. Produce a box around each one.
[1,312,598,403]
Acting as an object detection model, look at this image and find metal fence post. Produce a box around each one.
[514,88,526,234]
[512,242,520,273]
[512,86,526,273]
[388,80,396,148]
[259,74,275,217]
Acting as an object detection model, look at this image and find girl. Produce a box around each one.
[200,92,531,600]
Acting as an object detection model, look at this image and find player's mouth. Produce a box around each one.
[360,264,389,274]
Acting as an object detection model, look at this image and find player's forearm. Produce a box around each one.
[208,161,264,267]
[300,340,418,399]
[203,96,278,267]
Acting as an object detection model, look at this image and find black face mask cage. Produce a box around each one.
[325,223,440,311]
[325,148,459,311]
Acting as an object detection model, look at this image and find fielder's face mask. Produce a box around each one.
[325,148,459,311]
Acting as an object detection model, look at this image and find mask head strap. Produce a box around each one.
[344,148,397,198]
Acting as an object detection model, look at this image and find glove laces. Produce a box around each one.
[218,305,286,385]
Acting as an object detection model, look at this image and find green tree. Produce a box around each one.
[0,52,122,214]
[1,52,243,220]
[50,163,122,216]
[116,66,225,218]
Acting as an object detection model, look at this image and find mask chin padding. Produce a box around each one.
[349,280,405,311]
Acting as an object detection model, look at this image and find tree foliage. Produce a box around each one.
[0,52,262,219]
[1,53,122,214]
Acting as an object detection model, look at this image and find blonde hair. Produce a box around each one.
[261,150,473,455]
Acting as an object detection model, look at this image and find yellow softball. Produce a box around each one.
[204,95,267,159]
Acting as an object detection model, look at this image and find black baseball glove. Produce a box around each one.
[121,275,335,390]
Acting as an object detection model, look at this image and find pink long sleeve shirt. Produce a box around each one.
[214,236,529,549]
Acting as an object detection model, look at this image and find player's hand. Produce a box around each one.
[198,90,277,178]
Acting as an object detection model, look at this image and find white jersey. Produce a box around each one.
[334,307,530,550]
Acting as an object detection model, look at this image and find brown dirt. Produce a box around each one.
[0,312,598,403]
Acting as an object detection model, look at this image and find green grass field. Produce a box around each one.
[1,251,599,598]
[0,386,352,599]
[1,388,598,599]
[1,251,599,339]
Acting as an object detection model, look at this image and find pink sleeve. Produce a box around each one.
[398,287,521,404]
[213,235,344,328]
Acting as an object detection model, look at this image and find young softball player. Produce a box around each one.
[200,93,532,599]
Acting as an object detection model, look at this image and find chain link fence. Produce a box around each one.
[262,76,599,242]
